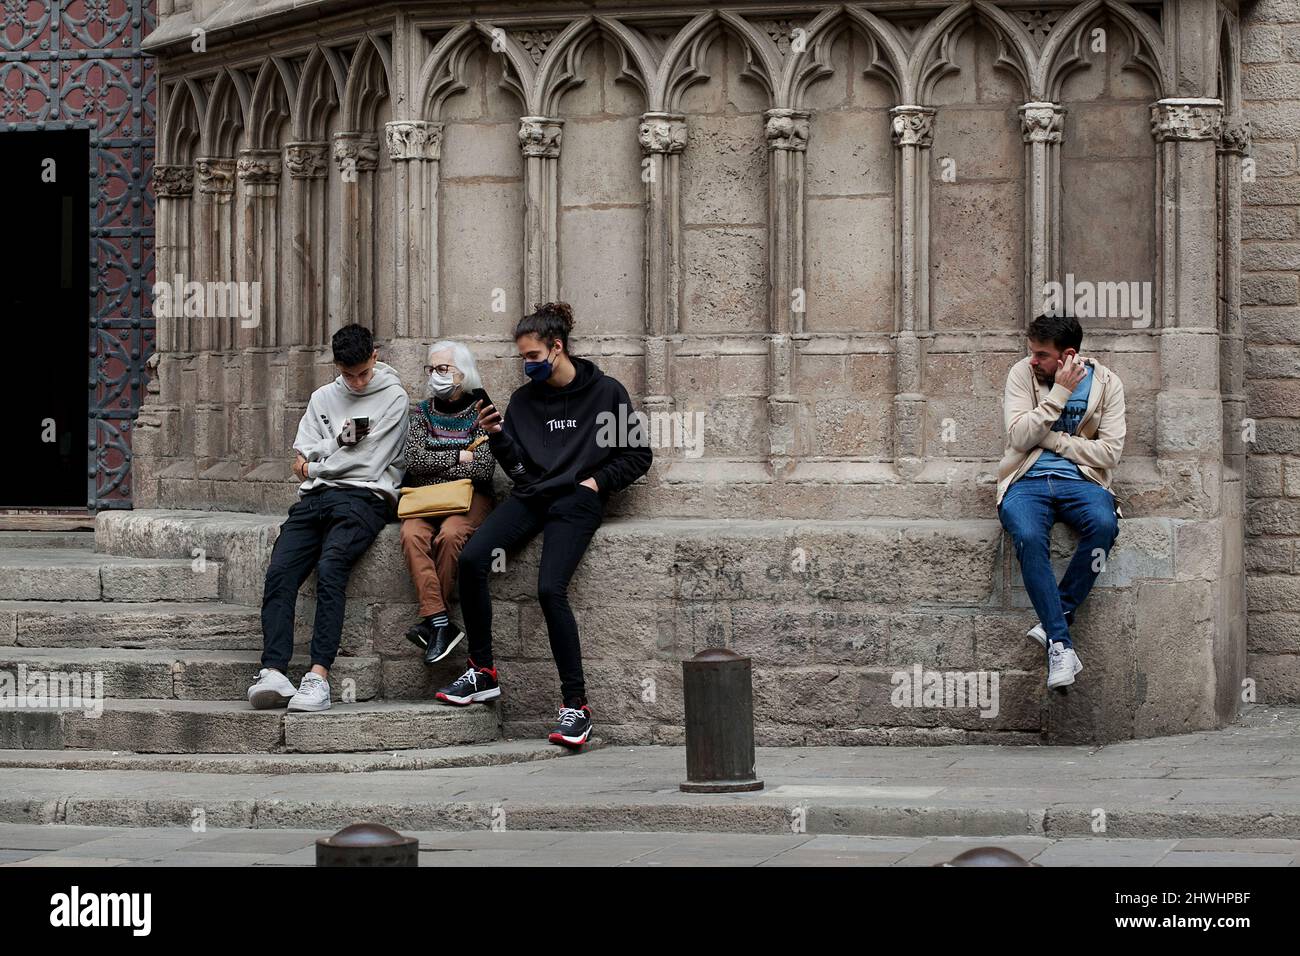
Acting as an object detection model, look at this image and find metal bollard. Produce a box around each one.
[934,847,1038,867]
[315,822,418,867]
[680,647,764,793]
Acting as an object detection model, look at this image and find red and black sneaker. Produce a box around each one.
[435,661,500,705]
[548,704,593,748]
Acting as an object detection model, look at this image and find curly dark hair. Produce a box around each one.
[514,302,575,354]
[1027,313,1082,353]
[331,323,374,367]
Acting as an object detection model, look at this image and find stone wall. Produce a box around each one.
[1242,0,1300,704]
[132,1,1256,740]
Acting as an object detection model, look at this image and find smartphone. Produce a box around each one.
[354,416,369,431]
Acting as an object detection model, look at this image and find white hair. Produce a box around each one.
[425,340,483,396]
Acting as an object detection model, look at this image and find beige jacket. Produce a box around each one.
[996,355,1126,509]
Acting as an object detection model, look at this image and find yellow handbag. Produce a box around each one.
[398,479,474,519]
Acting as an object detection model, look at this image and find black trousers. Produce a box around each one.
[458,486,604,704]
[260,486,391,672]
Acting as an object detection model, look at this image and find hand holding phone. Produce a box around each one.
[339,417,368,446]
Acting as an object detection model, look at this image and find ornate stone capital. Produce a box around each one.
[764,108,810,152]
[283,142,329,179]
[1150,98,1224,142]
[333,133,380,173]
[236,148,282,184]
[195,157,236,196]
[890,105,935,148]
[638,112,687,155]
[385,121,443,162]
[153,163,195,198]
[1218,114,1252,155]
[1019,101,1065,144]
[519,116,563,158]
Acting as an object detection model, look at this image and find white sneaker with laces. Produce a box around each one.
[1046,641,1082,689]
[287,672,331,712]
[247,668,297,709]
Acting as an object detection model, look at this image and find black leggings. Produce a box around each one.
[458,487,604,704]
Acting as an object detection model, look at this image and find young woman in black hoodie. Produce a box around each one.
[434,302,653,748]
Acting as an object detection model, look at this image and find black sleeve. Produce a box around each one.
[591,379,653,494]
[485,392,532,485]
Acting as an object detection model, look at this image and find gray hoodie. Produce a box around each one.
[293,361,409,504]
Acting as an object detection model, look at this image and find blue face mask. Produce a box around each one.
[524,348,556,383]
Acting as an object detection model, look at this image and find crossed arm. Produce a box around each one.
[1003,371,1126,470]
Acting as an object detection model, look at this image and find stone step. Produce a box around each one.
[0,737,592,774]
[2,601,262,650]
[0,548,221,602]
[0,698,500,754]
[0,531,94,550]
[0,647,379,702]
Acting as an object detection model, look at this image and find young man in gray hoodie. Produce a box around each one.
[247,324,409,711]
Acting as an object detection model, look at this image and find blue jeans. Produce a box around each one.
[998,475,1119,649]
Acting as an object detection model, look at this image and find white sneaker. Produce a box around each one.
[287,672,331,712]
[1026,623,1048,650]
[248,668,297,709]
[1046,642,1083,689]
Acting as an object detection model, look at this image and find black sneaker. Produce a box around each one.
[434,663,501,705]
[424,623,465,666]
[548,705,593,748]
[405,617,435,651]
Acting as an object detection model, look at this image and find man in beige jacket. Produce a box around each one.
[998,313,1126,689]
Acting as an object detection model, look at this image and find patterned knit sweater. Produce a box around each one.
[402,393,496,489]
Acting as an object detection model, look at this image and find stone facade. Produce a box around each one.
[1242,0,1300,707]
[134,1,1265,742]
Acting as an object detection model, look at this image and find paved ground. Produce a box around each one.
[1,824,1298,867]
[2,706,1298,841]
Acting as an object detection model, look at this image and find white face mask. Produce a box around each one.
[429,369,458,399]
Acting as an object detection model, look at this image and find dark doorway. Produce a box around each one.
[0,129,90,508]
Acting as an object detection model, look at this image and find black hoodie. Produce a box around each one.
[488,356,652,500]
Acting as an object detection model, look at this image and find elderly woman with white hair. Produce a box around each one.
[400,340,496,664]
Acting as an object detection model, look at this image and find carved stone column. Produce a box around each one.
[1019,102,1065,321]
[284,142,329,347]
[639,112,686,424]
[194,157,236,352]
[1218,114,1251,475]
[765,109,810,471]
[889,105,934,477]
[385,120,442,339]
[1151,98,1224,463]
[236,149,282,347]
[333,132,380,332]
[519,116,563,307]
[152,164,195,353]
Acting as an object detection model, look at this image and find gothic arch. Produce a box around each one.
[1040,0,1168,102]
[652,10,780,112]
[246,58,295,150]
[293,45,346,141]
[340,33,392,131]
[414,21,532,120]
[782,5,912,107]
[535,15,658,115]
[912,1,1034,104]
[200,68,249,157]
[162,80,202,164]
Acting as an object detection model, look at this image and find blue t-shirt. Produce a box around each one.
[1023,366,1093,480]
